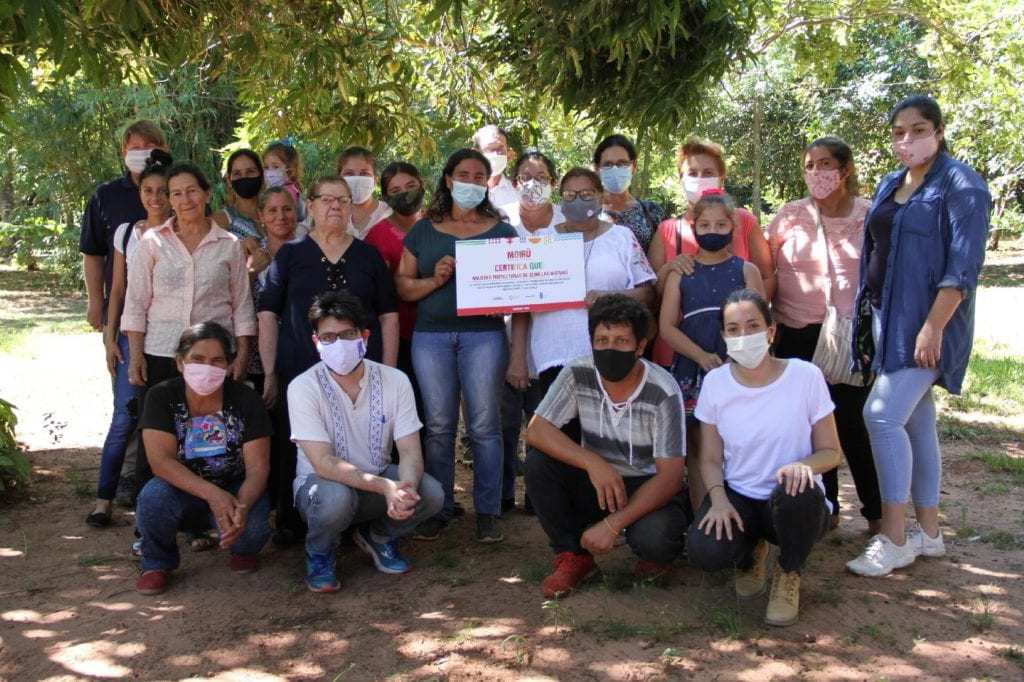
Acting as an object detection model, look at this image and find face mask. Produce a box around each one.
[124,149,153,174]
[695,231,733,252]
[681,176,720,204]
[182,363,227,396]
[893,132,939,168]
[345,176,375,204]
[483,152,507,178]
[517,179,552,208]
[599,166,633,194]
[385,187,425,216]
[451,181,486,210]
[264,168,288,188]
[804,169,841,200]
[231,176,262,199]
[317,337,366,376]
[593,348,638,383]
[562,196,601,223]
[725,331,770,369]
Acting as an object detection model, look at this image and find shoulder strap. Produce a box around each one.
[638,200,658,231]
[674,217,684,256]
[814,203,839,306]
[122,221,136,254]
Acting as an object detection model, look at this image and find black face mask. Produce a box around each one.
[593,348,638,382]
[385,187,425,216]
[231,176,262,199]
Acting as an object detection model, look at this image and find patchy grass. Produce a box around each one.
[969,600,996,632]
[516,561,549,584]
[78,551,117,568]
[982,531,1024,551]
[708,605,742,639]
[966,450,1024,485]
[940,342,1024,419]
[0,267,90,354]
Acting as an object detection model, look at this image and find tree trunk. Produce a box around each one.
[751,93,763,221]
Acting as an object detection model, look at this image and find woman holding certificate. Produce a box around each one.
[396,149,523,545]
[512,167,656,443]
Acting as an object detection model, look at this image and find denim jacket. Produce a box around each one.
[852,152,990,395]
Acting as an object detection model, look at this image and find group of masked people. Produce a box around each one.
[79,94,989,627]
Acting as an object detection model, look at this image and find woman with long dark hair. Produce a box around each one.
[395,149,525,544]
[846,95,990,577]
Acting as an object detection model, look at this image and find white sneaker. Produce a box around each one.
[846,534,916,577]
[906,523,946,558]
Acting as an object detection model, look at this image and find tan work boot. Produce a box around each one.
[735,540,769,600]
[764,570,801,627]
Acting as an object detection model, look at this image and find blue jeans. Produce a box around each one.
[97,332,139,500]
[296,467,444,555]
[136,477,271,571]
[500,382,525,501]
[412,330,508,519]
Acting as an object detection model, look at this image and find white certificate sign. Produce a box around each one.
[455,233,586,315]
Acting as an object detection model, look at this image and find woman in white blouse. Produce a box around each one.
[511,167,655,439]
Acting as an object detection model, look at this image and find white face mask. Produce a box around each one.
[345,176,375,205]
[317,337,366,376]
[682,175,720,204]
[517,179,552,208]
[484,152,507,178]
[124,149,153,174]
[725,330,770,369]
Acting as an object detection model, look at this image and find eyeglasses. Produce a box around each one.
[598,160,632,169]
[561,189,599,201]
[316,330,360,344]
[516,175,551,184]
[312,194,352,205]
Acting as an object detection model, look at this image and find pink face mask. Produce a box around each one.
[892,133,939,168]
[183,363,227,396]
[804,168,842,200]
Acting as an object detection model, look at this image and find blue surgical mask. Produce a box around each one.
[599,166,633,194]
[451,181,486,210]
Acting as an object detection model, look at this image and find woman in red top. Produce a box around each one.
[363,162,426,407]
[648,136,775,369]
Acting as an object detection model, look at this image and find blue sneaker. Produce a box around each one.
[305,551,340,593]
[353,526,410,574]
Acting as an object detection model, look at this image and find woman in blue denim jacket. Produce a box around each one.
[847,96,990,577]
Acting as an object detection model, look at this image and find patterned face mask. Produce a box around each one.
[517,179,552,208]
[804,168,842,200]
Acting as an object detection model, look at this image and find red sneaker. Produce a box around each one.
[136,569,170,595]
[633,558,671,582]
[229,554,260,575]
[541,552,597,598]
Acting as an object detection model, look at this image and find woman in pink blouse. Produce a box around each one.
[122,163,256,390]
[765,136,881,534]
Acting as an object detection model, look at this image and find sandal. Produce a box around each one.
[187,530,218,552]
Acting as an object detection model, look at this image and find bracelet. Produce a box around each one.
[603,517,621,535]
[707,484,724,495]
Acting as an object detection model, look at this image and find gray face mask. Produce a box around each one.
[562,196,600,223]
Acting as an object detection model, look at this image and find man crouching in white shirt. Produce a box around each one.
[288,291,443,592]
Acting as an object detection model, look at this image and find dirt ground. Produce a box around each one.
[1,262,1023,680]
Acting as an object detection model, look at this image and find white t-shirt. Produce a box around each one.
[528,224,655,376]
[489,176,518,214]
[287,360,422,499]
[113,221,143,266]
[694,358,835,509]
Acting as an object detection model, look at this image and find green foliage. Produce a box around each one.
[0,398,31,496]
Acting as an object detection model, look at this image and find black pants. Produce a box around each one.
[523,449,691,564]
[687,483,829,573]
[774,323,882,521]
[133,354,181,495]
[271,379,306,535]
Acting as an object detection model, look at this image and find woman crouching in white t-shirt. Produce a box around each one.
[687,289,841,627]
